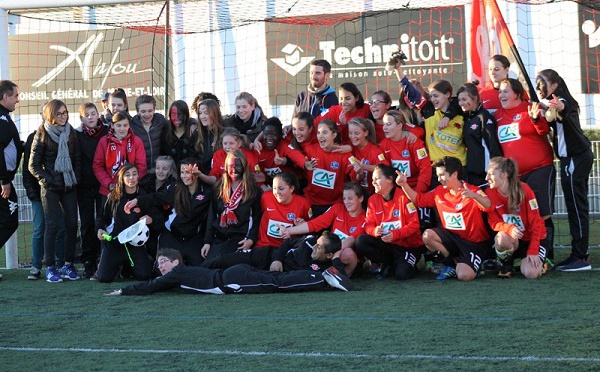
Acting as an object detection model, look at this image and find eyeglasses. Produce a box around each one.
[368,100,386,106]
[157,258,172,266]
[55,110,69,118]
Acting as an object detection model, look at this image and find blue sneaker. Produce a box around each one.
[435,266,457,280]
[60,264,81,280]
[46,266,63,283]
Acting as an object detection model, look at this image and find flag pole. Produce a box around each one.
[488,0,539,102]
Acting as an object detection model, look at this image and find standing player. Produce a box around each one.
[0,80,23,278]
[536,69,594,272]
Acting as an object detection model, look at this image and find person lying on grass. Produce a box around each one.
[105,234,352,295]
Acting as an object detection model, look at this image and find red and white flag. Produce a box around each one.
[470,0,518,86]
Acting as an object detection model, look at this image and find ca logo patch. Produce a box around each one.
[498,123,521,143]
[442,211,466,230]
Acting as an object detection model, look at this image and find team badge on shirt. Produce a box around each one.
[498,123,521,143]
[312,169,336,189]
[349,226,357,233]
[402,150,409,158]
[196,194,204,201]
[529,198,539,210]
[442,212,466,230]
[416,148,428,159]
[393,209,399,217]
[502,214,526,230]
[287,213,296,221]
[330,161,339,169]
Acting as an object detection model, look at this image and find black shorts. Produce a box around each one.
[520,165,556,217]
[431,228,494,272]
[513,239,549,262]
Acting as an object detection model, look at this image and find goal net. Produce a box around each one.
[2,0,599,266]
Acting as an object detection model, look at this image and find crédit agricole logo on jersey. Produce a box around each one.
[266,7,466,106]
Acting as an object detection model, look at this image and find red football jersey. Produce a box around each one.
[364,189,423,248]
[209,148,261,178]
[307,202,366,241]
[315,104,372,144]
[380,136,432,193]
[256,192,312,248]
[351,141,389,194]
[302,143,355,206]
[494,101,553,175]
[485,183,546,255]
[415,182,490,243]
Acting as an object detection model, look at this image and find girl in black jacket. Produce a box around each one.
[201,150,262,260]
[457,83,503,187]
[96,163,164,282]
[536,69,594,270]
[126,157,211,266]
[29,99,81,283]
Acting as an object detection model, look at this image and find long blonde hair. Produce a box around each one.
[489,157,525,213]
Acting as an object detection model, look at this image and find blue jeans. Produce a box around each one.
[31,200,65,269]
[41,187,78,265]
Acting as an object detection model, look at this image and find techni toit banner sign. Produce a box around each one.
[9,28,170,115]
[266,7,467,106]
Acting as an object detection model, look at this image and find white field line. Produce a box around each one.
[0,346,599,363]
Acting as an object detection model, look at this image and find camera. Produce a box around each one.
[385,49,408,72]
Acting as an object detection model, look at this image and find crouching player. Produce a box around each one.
[355,164,424,280]
[396,156,494,281]
[105,232,352,295]
[485,157,547,279]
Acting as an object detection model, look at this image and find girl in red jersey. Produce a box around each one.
[356,164,424,280]
[279,182,367,276]
[494,78,555,259]
[207,127,264,185]
[253,117,306,186]
[380,110,431,193]
[93,111,147,198]
[396,156,493,281]
[302,119,357,217]
[484,157,547,279]
[479,55,510,114]
[315,82,371,144]
[347,117,388,195]
[201,172,311,271]
[368,90,393,144]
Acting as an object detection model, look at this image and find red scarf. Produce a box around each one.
[82,120,105,138]
[106,128,134,176]
[220,182,244,228]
